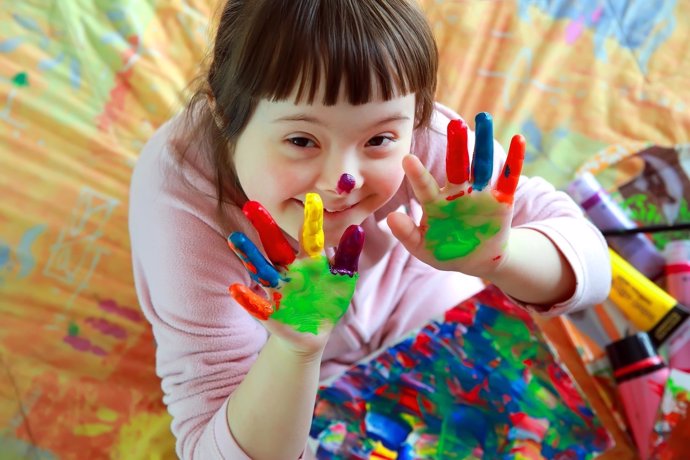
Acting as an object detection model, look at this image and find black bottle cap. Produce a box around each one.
[605,332,659,373]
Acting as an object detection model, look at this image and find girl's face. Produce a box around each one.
[233,86,416,247]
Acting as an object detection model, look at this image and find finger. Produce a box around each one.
[229,284,273,321]
[227,232,282,288]
[242,201,295,266]
[472,112,494,191]
[494,134,525,204]
[331,225,365,276]
[402,154,440,204]
[446,119,470,185]
[387,211,424,254]
[302,192,324,258]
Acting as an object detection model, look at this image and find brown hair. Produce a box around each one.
[175,0,438,208]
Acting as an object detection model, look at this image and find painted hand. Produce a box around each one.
[227,193,364,350]
[387,112,525,278]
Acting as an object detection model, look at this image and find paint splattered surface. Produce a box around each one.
[310,285,613,459]
[650,369,690,459]
[1,0,689,458]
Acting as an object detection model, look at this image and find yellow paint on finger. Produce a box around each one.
[302,193,324,258]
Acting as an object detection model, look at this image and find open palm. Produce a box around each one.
[227,193,364,353]
[388,112,525,278]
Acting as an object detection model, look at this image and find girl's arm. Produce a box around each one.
[130,127,361,459]
[486,227,576,307]
[391,108,610,314]
[224,196,363,459]
[226,335,322,459]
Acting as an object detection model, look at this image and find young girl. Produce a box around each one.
[128,1,611,459]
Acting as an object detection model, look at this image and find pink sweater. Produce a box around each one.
[129,103,611,459]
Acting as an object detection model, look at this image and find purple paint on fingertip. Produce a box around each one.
[337,173,355,194]
[332,225,365,276]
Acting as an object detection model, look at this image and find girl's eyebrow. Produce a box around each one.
[272,114,411,127]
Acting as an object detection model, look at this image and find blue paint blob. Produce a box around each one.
[364,412,411,449]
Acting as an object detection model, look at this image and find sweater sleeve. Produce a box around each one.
[128,122,265,459]
[415,103,610,315]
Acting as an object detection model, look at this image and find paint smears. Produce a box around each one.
[270,257,357,334]
[310,286,613,457]
[336,173,355,194]
[424,197,502,260]
[99,299,142,323]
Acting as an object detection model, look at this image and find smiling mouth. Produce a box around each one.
[292,198,355,214]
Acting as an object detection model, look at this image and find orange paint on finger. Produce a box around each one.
[229,284,273,320]
[494,134,525,204]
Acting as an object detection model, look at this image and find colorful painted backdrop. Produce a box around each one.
[1,0,689,458]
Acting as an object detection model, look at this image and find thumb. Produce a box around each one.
[387,211,424,255]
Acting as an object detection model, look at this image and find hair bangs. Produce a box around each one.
[242,0,436,113]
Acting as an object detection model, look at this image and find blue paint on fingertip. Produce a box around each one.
[473,112,494,191]
[228,232,281,287]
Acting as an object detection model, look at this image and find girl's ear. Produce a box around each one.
[206,92,226,132]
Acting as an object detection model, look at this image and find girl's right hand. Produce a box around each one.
[227,193,365,355]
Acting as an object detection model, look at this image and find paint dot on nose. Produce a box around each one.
[337,173,355,194]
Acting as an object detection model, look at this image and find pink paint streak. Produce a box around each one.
[99,299,142,322]
[591,5,604,23]
[63,335,107,356]
[565,18,585,44]
[85,317,127,339]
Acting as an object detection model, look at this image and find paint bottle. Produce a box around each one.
[567,172,665,280]
[608,249,690,348]
[606,332,669,460]
[664,240,690,372]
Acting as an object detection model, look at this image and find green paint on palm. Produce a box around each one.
[271,257,358,334]
[424,198,502,261]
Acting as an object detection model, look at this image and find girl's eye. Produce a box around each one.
[366,135,394,147]
[288,137,316,148]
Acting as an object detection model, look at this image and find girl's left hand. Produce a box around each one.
[387,112,525,279]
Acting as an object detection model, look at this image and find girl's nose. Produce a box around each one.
[336,173,356,195]
[315,152,363,196]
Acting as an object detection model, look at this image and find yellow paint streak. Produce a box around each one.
[97,407,119,422]
[112,410,175,460]
[370,441,398,459]
[74,423,113,437]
